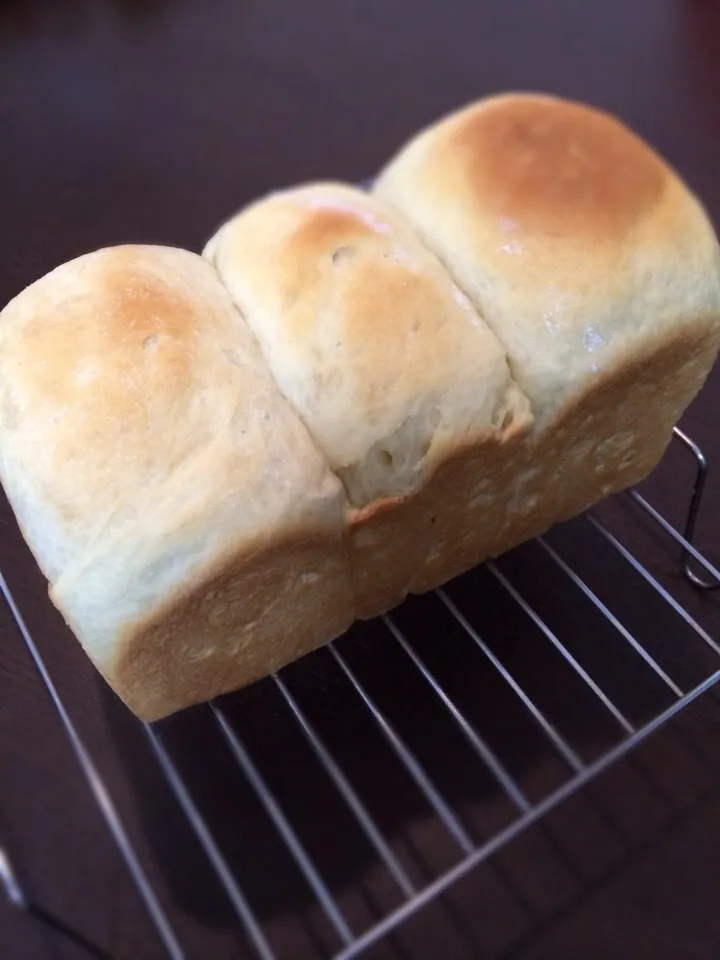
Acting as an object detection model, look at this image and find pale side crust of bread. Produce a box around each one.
[376,93,720,576]
[406,415,535,595]
[487,318,720,561]
[95,527,352,721]
[0,245,354,721]
[408,332,720,596]
[347,410,528,615]
[204,182,532,619]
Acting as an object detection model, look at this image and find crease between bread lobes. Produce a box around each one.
[0,91,718,721]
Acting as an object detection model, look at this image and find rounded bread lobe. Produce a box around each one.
[0,246,336,580]
[205,181,530,508]
[376,93,720,427]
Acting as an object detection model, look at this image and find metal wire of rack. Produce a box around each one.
[2,425,720,960]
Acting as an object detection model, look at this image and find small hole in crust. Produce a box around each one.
[380,449,393,467]
[223,348,242,366]
[143,334,158,350]
[332,246,355,265]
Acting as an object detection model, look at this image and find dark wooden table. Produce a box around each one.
[2,1,720,958]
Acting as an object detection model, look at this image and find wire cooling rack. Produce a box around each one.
[2,426,720,959]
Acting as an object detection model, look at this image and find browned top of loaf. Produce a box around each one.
[445,93,666,239]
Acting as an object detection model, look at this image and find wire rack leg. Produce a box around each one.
[673,427,719,590]
[1,841,115,958]
[0,844,25,908]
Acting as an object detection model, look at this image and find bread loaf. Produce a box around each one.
[0,246,353,720]
[1,93,718,721]
[375,93,720,568]
[204,182,531,617]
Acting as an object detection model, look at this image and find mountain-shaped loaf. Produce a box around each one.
[1,93,719,721]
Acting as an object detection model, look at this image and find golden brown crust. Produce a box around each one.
[449,93,665,239]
